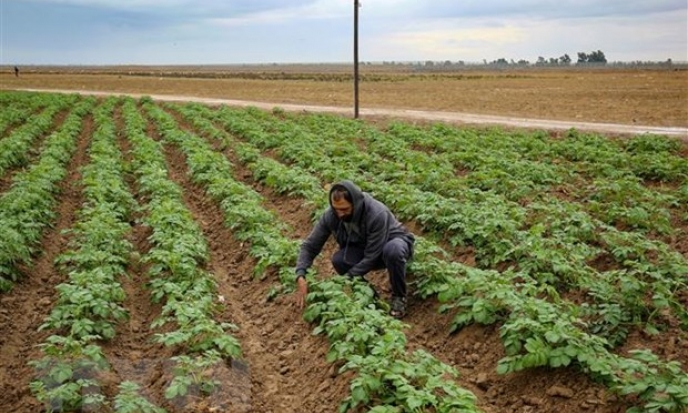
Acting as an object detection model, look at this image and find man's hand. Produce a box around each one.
[295,276,308,309]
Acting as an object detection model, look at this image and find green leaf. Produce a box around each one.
[351,385,368,404]
[496,361,511,375]
[165,381,187,399]
[51,363,73,383]
[326,349,339,364]
[544,330,560,344]
[644,324,660,336]
[407,395,425,410]
[549,354,571,368]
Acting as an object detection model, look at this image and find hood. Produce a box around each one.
[329,180,365,223]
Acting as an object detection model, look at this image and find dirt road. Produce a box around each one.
[17,88,688,140]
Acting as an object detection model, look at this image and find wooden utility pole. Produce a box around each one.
[353,0,360,118]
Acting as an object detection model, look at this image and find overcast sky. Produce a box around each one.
[1,0,686,65]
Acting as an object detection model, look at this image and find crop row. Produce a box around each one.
[0,93,264,411]
[0,92,50,136]
[2,91,686,412]
[0,96,93,291]
[200,105,688,340]
[122,97,242,404]
[285,110,688,337]
[178,102,687,412]
[381,122,687,233]
[30,98,164,413]
[147,100,483,412]
[0,94,78,177]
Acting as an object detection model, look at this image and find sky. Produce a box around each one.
[0,0,686,65]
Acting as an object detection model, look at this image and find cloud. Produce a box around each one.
[371,25,527,62]
[205,0,350,27]
[11,0,317,18]
[364,8,687,62]
[1,0,686,64]
[382,0,686,20]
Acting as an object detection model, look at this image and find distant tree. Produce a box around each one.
[577,50,607,65]
[588,50,607,63]
[517,59,530,66]
[443,60,452,66]
[559,54,571,65]
[424,60,435,67]
[536,56,547,66]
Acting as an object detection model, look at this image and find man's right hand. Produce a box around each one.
[295,276,308,309]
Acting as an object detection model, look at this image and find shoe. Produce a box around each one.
[389,296,407,319]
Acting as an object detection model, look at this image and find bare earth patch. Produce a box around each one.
[1,66,687,135]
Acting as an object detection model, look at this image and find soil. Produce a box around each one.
[1,66,687,134]
[0,69,687,413]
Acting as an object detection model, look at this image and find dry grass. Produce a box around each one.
[1,67,686,127]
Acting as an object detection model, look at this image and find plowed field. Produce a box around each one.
[0,69,686,413]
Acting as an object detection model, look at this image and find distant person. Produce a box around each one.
[14,66,19,77]
[294,180,415,318]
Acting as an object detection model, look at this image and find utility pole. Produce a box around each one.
[353,0,360,119]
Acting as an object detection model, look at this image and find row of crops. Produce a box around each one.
[173,102,688,411]
[0,90,687,413]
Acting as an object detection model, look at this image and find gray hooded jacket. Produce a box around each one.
[295,180,414,277]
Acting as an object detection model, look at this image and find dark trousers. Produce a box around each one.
[331,238,413,298]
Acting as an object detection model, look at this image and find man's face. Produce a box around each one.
[332,197,353,221]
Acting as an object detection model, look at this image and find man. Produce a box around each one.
[294,180,415,318]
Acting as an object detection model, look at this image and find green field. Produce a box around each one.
[0,90,686,413]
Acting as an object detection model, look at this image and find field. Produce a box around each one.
[1,65,687,128]
[0,67,687,413]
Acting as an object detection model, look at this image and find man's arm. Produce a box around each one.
[295,213,331,277]
[295,214,331,309]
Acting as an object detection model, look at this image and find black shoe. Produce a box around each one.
[389,296,407,319]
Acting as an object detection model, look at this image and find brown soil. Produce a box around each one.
[1,67,687,129]
[0,69,687,413]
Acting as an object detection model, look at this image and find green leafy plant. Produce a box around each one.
[29,335,109,413]
[114,382,166,413]
[165,352,222,400]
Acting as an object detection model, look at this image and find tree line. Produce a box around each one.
[372,50,680,69]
